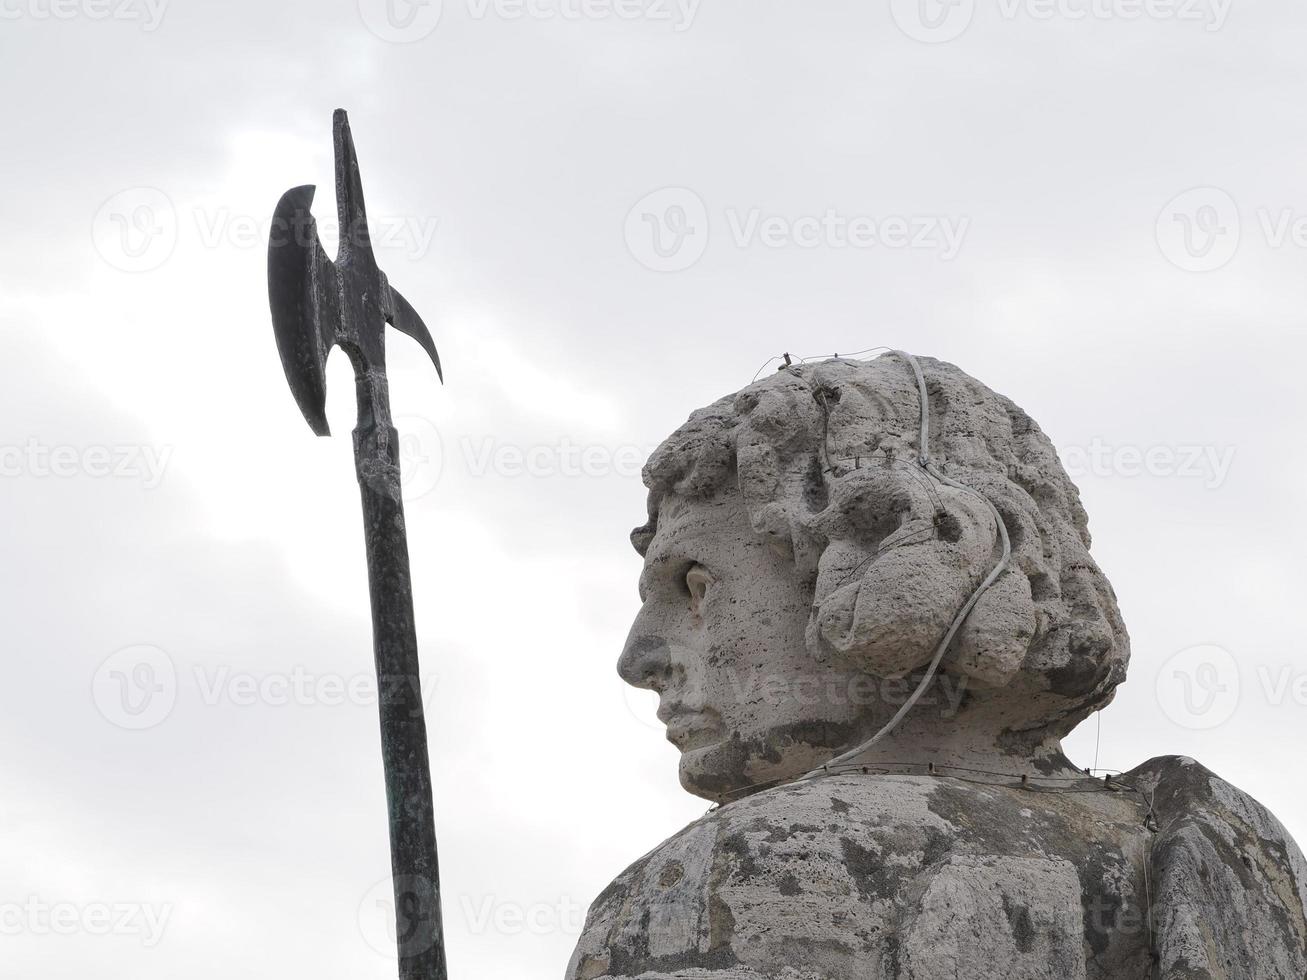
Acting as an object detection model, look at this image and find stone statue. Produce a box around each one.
[567,354,1307,979]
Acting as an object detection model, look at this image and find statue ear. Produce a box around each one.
[806,487,1002,678]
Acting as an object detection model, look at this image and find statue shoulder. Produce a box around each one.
[1127,755,1307,977]
[567,774,1127,979]
[566,776,916,979]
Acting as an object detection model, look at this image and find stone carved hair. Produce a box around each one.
[632,355,1129,741]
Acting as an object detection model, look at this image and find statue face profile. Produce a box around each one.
[618,484,875,800]
[619,354,1130,801]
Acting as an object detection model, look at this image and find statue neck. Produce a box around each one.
[824,712,1083,781]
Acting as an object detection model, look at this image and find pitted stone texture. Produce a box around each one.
[568,773,1158,979]
[569,762,1307,979]
[1137,757,1307,979]
[899,855,1087,978]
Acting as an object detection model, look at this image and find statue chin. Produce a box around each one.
[677,747,721,800]
[676,735,851,804]
[677,742,751,803]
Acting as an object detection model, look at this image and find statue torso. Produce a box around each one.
[568,772,1154,980]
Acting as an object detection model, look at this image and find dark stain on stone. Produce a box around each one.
[694,720,859,802]
[779,872,803,896]
[1001,894,1036,953]
[934,508,962,543]
[840,837,885,901]
[707,890,736,953]
[658,861,685,888]
[720,832,761,879]
[1046,654,1111,699]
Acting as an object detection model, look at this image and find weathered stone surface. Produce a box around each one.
[1135,756,1307,979]
[573,355,1307,978]
[570,760,1307,978]
[569,773,1150,977]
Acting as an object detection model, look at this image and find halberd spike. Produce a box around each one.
[333,108,375,270]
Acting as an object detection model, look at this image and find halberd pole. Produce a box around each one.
[267,109,447,980]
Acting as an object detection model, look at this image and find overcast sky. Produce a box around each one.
[3,1,1307,976]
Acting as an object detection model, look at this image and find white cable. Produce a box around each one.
[805,350,1012,776]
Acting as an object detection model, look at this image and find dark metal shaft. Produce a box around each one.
[354,409,447,980]
[267,109,448,979]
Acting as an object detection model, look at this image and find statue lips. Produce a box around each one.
[659,706,724,752]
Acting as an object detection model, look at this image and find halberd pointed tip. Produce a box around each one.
[332,110,373,267]
[333,111,355,154]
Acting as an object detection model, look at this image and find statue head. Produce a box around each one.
[618,355,1129,802]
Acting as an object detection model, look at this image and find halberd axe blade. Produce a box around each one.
[269,110,442,436]
[267,109,448,980]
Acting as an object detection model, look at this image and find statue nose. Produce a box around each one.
[618,630,673,692]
